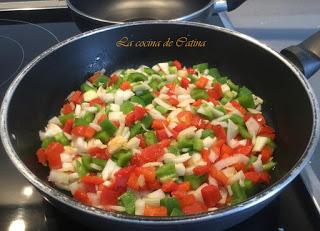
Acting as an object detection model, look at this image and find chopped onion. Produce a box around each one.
[154,98,176,111]
[227,119,239,144]
[147,189,165,199]
[222,167,237,178]
[177,126,197,140]
[102,159,117,180]
[214,154,249,170]
[174,153,191,163]
[228,170,245,184]
[245,117,260,139]
[175,163,186,176]
[135,199,145,215]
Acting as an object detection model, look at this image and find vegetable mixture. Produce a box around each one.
[36,60,276,216]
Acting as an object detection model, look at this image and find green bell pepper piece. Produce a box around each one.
[208,67,221,78]
[201,129,214,139]
[155,105,168,115]
[81,155,92,170]
[243,179,257,196]
[231,182,247,204]
[190,88,209,100]
[144,67,156,75]
[100,119,117,136]
[120,101,134,114]
[238,125,251,139]
[144,131,157,146]
[226,79,239,91]
[160,197,180,214]
[177,137,194,150]
[41,137,55,148]
[156,163,176,180]
[130,122,143,138]
[76,160,88,177]
[74,118,90,126]
[184,175,206,190]
[168,145,180,155]
[237,87,255,108]
[91,157,107,168]
[138,90,154,105]
[193,137,203,151]
[193,63,208,73]
[169,66,177,74]
[128,72,147,82]
[54,133,70,145]
[58,113,74,125]
[230,114,245,126]
[263,161,277,171]
[113,149,133,167]
[141,114,153,129]
[81,82,96,92]
[130,95,145,106]
[83,112,95,123]
[246,156,258,170]
[94,130,110,143]
[119,191,136,215]
[93,75,108,87]
[170,208,184,216]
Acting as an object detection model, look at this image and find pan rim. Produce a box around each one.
[65,0,215,24]
[1,21,319,224]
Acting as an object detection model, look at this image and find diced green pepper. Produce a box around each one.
[184,175,206,190]
[246,156,258,170]
[188,74,197,83]
[100,119,117,136]
[190,88,209,100]
[144,67,156,75]
[169,66,177,74]
[217,77,228,84]
[58,113,74,125]
[112,149,133,167]
[75,160,88,177]
[263,161,277,171]
[208,67,221,78]
[141,114,153,129]
[119,191,136,215]
[243,179,257,196]
[193,63,208,73]
[120,101,134,114]
[41,137,55,148]
[231,182,247,204]
[81,155,92,170]
[91,158,107,169]
[81,82,96,92]
[149,79,159,90]
[137,90,154,105]
[83,112,95,123]
[94,130,110,143]
[201,129,214,139]
[74,118,90,126]
[130,95,145,106]
[193,137,203,151]
[130,122,143,138]
[128,72,147,82]
[226,80,239,91]
[230,114,245,126]
[220,96,230,105]
[93,75,108,87]
[170,208,184,216]
[238,125,251,139]
[54,133,70,145]
[177,137,194,150]
[155,105,168,115]
[237,87,255,108]
[144,131,157,145]
[267,138,277,149]
[168,145,180,155]
[160,197,180,214]
[156,163,176,181]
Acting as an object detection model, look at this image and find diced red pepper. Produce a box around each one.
[221,144,235,157]
[63,118,74,133]
[152,119,168,130]
[187,67,195,75]
[89,97,105,107]
[62,103,73,114]
[201,185,221,207]
[261,146,273,163]
[97,114,108,124]
[108,74,119,86]
[259,125,275,140]
[233,162,247,172]
[162,180,178,192]
[208,83,223,100]
[201,148,210,163]
[111,166,135,191]
[137,167,156,183]
[176,181,191,192]
[100,187,119,205]
[165,82,176,92]
[182,201,207,215]
[230,101,247,115]
[46,142,64,169]
[192,99,202,107]
[125,106,147,126]
[173,123,189,133]
[69,91,83,104]
[172,60,183,70]
[178,193,197,208]
[210,166,229,186]
[120,80,131,90]
[144,205,168,216]
[127,173,141,191]
[212,125,227,140]
[88,147,110,160]
[36,148,47,165]
[137,134,146,148]
[72,125,96,139]
[82,175,104,185]
[130,143,165,166]
[146,180,161,190]
[235,143,253,155]
[245,171,270,184]
[195,77,209,89]
[167,97,179,106]
[156,129,169,141]
[253,114,266,125]
[88,72,101,83]
[177,111,193,126]
[74,189,90,205]
[193,165,210,176]
[180,77,190,89]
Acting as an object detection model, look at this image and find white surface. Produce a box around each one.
[220,0,320,213]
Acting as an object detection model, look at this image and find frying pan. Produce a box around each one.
[66,0,246,31]
[1,21,320,230]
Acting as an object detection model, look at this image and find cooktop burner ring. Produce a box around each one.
[0,19,60,88]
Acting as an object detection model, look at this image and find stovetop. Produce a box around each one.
[0,8,319,231]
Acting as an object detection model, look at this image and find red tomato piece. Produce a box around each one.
[152,119,168,130]
[89,97,105,107]
[210,166,229,186]
[82,175,104,185]
[172,60,183,70]
[177,111,193,126]
[176,182,191,192]
[201,185,222,207]
[69,91,83,104]
[179,194,197,208]
[162,181,178,192]
[63,118,74,134]
[245,171,270,184]
[221,144,235,156]
[74,189,90,205]
[193,165,210,176]
[144,205,168,216]
[100,187,119,205]
[261,146,273,163]
[46,142,64,169]
[137,134,146,148]
[192,99,202,107]
[167,97,179,106]
[212,125,227,140]
[131,143,165,166]
[201,148,210,163]
[127,173,140,190]
[88,147,110,160]
[137,167,156,182]
[235,143,253,155]
[120,80,131,90]
[230,101,247,115]
[108,74,119,86]
[156,129,169,141]
[88,72,100,83]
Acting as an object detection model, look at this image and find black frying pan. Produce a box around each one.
[66,0,246,31]
[1,22,319,230]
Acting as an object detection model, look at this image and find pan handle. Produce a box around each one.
[212,0,246,12]
[281,31,320,79]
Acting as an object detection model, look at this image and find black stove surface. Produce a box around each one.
[0,9,319,231]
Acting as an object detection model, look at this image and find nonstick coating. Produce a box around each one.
[68,0,211,22]
[1,22,319,230]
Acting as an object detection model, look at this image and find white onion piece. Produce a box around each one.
[245,117,260,139]
[214,154,249,170]
[227,119,239,144]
